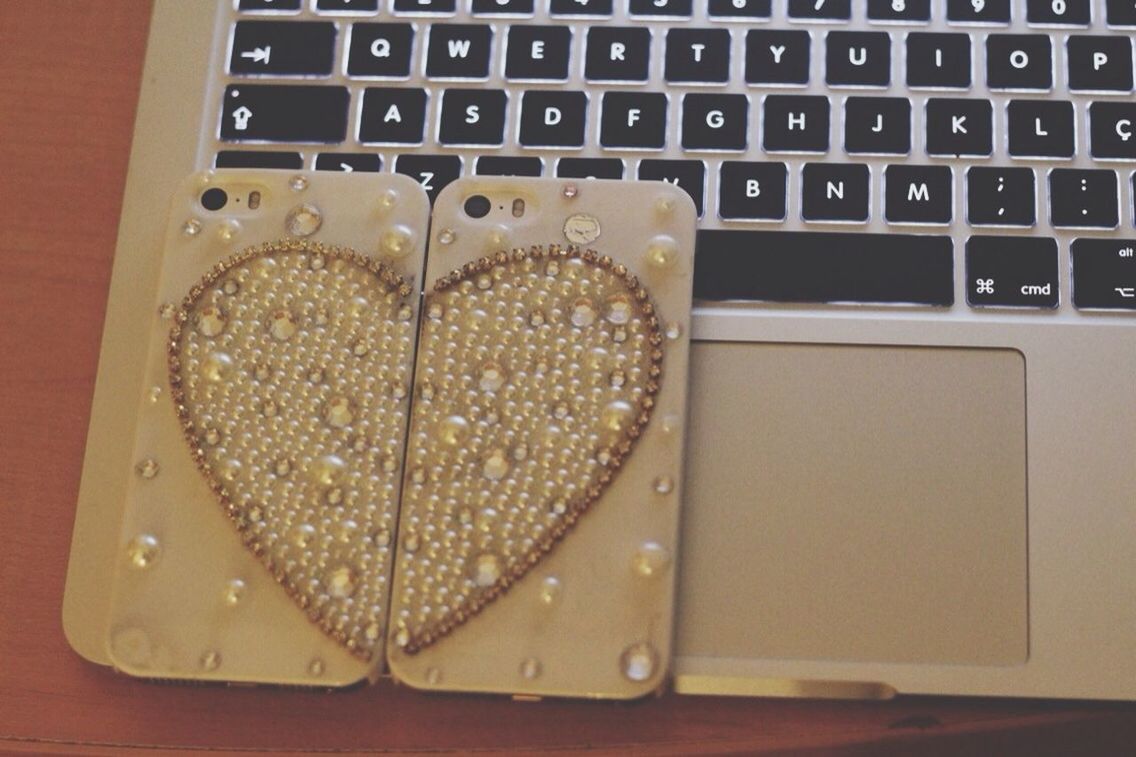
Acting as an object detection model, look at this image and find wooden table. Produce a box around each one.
[2,2,1135,753]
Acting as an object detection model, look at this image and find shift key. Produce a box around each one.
[220,84,349,143]
[1072,238,1136,310]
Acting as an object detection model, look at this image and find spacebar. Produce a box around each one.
[694,230,955,306]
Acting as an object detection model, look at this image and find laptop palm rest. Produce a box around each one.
[676,342,1027,681]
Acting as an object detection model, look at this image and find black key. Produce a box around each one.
[718,161,788,221]
[392,0,455,13]
[585,27,651,82]
[1107,0,1136,26]
[966,236,1059,308]
[762,95,829,153]
[1090,102,1136,160]
[681,94,748,151]
[1050,169,1120,228]
[925,98,992,157]
[550,0,613,16]
[600,92,667,149]
[394,154,462,202]
[358,88,428,144]
[230,22,336,76]
[694,230,954,306]
[1067,36,1134,93]
[471,0,533,14]
[885,165,953,224]
[905,33,971,89]
[347,24,415,78]
[801,163,870,223]
[1072,238,1136,309]
[665,29,731,84]
[518,91,587,148]
[505,26,571,81]
[708,0,771,19]
[826,32,890,87]
[745,30,810,86]
[844,97,910,155]
[966,167,1036,227]
[556,158,624,179]
[215,150,303,169]
[316,0,378,11]
[629,0,691,17]
[238,0,301,11]
[987,35,1052,90]
[425,24,492,79]
[1007,100,1074,158]
[1026,0,1090,25]
[476,156,543,176]
[314,153,382,172]
[221,85,348,143]
[947,0,1010,24]
[438,89,507,146]
[788,0,851,21]
[637,160,706,217]
[867,0,931,22]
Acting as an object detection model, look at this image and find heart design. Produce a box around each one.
[167,239,415,660]
[391,244,665,654]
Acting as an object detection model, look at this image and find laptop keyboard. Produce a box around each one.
[212,1,1136,311]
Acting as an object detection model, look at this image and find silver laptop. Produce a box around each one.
[65,0,1136,700]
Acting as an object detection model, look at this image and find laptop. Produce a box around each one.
[64,0,1136,700]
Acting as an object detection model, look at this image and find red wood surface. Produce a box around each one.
[1,2,1135,753]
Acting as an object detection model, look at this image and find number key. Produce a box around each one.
[868,0,931,23]
[1026,0,1090,26]
[947,0,1011,24]
[708,0,771,19]
[788,0,851,21]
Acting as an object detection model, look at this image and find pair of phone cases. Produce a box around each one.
[74,170,696,699]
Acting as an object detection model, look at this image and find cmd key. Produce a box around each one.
[221,84,348,142]
[966,236,1059,308]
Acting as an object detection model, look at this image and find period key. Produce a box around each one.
[966,236,1059,308]
[1072,238,1136,310]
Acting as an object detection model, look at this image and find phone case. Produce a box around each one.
[102,170,430,687]
[385,177,697,699]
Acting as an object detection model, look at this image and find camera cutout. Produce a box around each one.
[463,194,491,219]
[200,187,228,211]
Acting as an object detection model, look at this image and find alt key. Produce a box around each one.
[1072,238,1136,310]
[966,236,1059,308]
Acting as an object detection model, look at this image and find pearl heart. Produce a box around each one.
[391,245,665,654]
[168,240,415,660]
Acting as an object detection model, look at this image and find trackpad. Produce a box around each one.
[676,343,1027,666]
